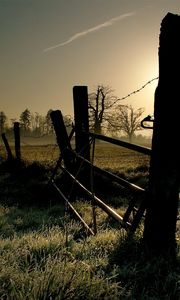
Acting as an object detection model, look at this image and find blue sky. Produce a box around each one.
[0,0,179,121]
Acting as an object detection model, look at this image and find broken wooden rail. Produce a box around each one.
[50,109,150,233]
[59,164,132,230]
[65,147,147,231]
[67,148,145,194]
[52,179,94,236]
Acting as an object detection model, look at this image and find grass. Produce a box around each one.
[0,205,179,299]
[93,141,150,174]
[0,142,179,299]
[0,141,150,173]
[0,202,122,299]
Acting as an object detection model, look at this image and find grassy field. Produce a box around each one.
[0,142,179,299]
[0,140,150,171]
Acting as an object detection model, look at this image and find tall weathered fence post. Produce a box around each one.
[14,122,21,160]
[73,86,90,161]
[143,13,180,252]
[50,110,73,171]
[1,133,13,160]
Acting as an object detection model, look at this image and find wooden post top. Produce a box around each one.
[159,13,180,86]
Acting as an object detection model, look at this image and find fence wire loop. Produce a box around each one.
[141,115,154,129]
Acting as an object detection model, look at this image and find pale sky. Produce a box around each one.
[0,0,180,121]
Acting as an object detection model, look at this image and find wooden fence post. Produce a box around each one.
[73,86,90,161]
[14,122,21,160]
[1,133,13,160]
[50,110,73,171]
[143,13,180,253]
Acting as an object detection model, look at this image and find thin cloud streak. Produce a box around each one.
[43,12,135,53]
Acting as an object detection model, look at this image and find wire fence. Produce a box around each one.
[0,77,157,165]
[0,135,59,164]
[108,77,158,108]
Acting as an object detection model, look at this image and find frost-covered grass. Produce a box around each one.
[0,144,179,299]
[0,203,179,300]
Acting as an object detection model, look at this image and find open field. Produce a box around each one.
[0,142,179,299]
[0,141,150,171]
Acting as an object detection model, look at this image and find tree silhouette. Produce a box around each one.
[116,105,144,142]
[20,109,31,132]
[107,105,144,141]
[88,85,117,134]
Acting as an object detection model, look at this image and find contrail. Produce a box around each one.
[43,12,135,53]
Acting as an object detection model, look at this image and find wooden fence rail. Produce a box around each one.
[50,107,148,233]
[67,148,145,194]
[59,164,132,230]
[52,179,94,236]
[87,132,151,156]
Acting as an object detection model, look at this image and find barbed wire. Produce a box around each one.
[108,76,159,108]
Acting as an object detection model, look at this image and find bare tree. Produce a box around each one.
[88,85,117,134]
[109,105,144,142]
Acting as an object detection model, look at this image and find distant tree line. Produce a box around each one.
[0,109,72,137]
[0,85,146,142]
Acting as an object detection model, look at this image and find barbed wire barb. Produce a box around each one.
[108,76,159,108]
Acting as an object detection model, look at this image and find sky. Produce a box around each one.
[0,0,180,122]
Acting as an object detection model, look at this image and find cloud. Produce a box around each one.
[43,12,135,53]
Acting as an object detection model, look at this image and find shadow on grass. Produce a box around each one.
[0,204,66,238]
[0,159,60,207]
[107,233,180,299]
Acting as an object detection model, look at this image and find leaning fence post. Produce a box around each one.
[50,110,73,171]
[14,122,21,160]
[143,13,180,252]
[73,86,90,161]
[1,133,13,160]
